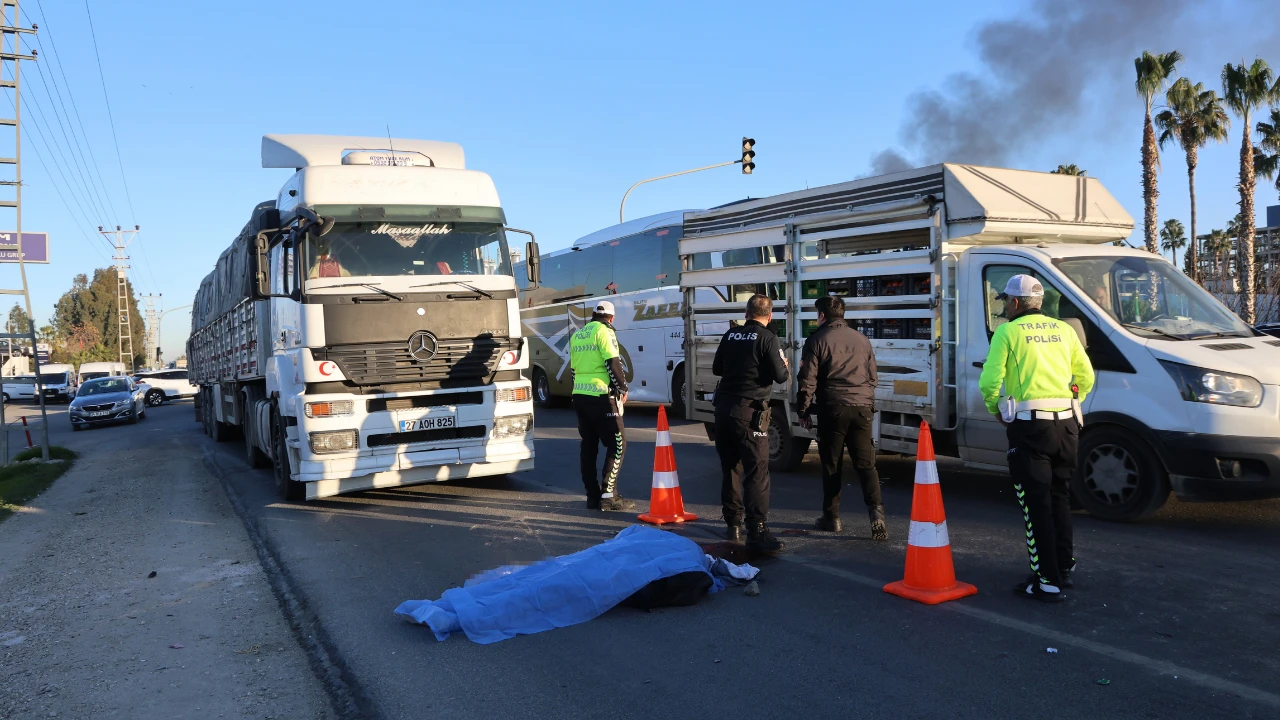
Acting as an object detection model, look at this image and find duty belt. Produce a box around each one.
[1014,409,1075,421]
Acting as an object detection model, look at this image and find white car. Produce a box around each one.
[133,369,199,406]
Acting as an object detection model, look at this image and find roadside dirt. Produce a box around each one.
[0,425,335,719]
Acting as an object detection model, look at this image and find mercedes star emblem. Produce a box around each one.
[408,330,439,362]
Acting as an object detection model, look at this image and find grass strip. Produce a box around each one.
[0,446,76,522]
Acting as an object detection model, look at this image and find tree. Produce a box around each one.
[1203,228,1234,280]
[1256,108,1280,199]
[6,303,31,336]
[1155,77,1230,285]
[1135,50,1183,256]
[50,268,147,368]
[1222,58,1280,323]
[1051,164,1085,175]
[1160,219,1187,267]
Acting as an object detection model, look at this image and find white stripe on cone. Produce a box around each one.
[652,470,680,489]
[914,457,940,485]
[655,430,671,446]
[907,520,950,548]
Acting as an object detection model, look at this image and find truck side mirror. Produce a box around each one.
[289,234,303,302]
[503,227,539,290]
[253,230,274,299]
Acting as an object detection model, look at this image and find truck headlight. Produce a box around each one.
[1158,361,1263,407]
[495,387,531,403]
[309,429,358,453]
[492,414,532,439]
[305,400,354,418]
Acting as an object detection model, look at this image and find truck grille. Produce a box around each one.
[318,337,517,387]
[366,424,487,448]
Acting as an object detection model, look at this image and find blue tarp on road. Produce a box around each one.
[395,525,723,644]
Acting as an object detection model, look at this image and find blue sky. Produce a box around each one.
[7,0,1280,359]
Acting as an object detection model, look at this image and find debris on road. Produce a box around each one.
[1097,679,1110,686]
[1046,648,1058,653]
[147,571,157,579]
[395,526,725,644]
[708,556,759,585]
[168,644,184,649]
[744,581,760,596]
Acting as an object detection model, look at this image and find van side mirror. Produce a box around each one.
[504,227,539,289]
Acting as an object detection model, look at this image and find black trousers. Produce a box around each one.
[816,405,881,516]
[574,394,626,498]
[1006,418,1078,586]
[714,399,770,525]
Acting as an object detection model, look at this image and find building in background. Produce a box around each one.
[1196,204,1280,322]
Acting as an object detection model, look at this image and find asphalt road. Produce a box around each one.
[31,398,1280,719]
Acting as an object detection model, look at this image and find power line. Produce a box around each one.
[83,0,135,222]
[25,57,114,223]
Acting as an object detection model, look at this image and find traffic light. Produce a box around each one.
[741,137,755,174]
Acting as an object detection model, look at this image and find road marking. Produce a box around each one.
[786,556,1280,710]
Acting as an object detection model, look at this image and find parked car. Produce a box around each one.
[1256,323,1280,339]
[2,375,37,403]
[132,368,198,407]
[68,376,147,430]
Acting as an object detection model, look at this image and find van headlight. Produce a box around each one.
[309,429,359,453]
[1159,361,1263,407]
[492,414,532,439]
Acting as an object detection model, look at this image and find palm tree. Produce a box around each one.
[1135,50,1183,255]
[1256,108,1280,198]
[1155,78,1230,284]
[1051,164,1085,175]
[1203,229,1234,281]
[1160,219,1187,267]
[1222,58,1280,323]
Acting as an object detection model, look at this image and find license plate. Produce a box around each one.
[399,415,456,432]
[88,411,109,417]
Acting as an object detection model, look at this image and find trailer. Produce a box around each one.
[189,134,540,500]
[681,164,1280,521]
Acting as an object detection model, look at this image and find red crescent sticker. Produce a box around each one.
[318,361,335,376]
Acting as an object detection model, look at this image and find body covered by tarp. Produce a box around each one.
[395,525,723,644]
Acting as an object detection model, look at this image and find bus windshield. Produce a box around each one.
[1055,256,1252,340]
[304,221,511,280]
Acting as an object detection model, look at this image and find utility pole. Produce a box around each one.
[100,224,140,371]
[0,0,45,462]
[142,293,159,369]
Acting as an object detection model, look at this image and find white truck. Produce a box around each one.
[188,134,539,500]
[681,164,1280,521]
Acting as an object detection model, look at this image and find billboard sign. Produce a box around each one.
[0,232,49,263]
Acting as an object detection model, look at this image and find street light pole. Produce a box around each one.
[155,305,191,367]
[619,160,739,224]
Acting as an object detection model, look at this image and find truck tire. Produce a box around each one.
[271,407,306,501]
[768,407,810,472]
[670,366,686,419]
[245,413,270,469]
[210,412,229,442]
[1072,426,1170,522]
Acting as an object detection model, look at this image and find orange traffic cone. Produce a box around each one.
[638,406,698,525]
[883,421,978,605]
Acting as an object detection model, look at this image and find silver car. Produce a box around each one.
[69,377,147,430]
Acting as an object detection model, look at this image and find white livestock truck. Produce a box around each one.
[189,134,540,499]
[681,164,1280,521]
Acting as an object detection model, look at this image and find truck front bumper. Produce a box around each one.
[296,437,535,499]
[1156,430,1280,502]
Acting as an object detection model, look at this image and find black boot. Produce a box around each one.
[814,514,842,532]
[746,521,785,554]
[586,494,602,510]
[725,523,743,543]
[868,504,887,541]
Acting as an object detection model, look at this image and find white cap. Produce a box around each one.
[594,300,616,316]
[997,274,1045,299]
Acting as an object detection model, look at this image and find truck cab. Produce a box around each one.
[680,164,1280,520]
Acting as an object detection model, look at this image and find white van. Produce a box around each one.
[681,164,1280,521]
[76,361,127,386]
[38,363,76,402]
[2,375,36,403]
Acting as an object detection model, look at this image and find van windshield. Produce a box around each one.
[80,372,110,381]
[1055,256,1252,340]
[39,373,69,385]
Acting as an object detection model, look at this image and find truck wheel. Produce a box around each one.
[245,413,271,469]
[1073,426,1170,522]
[670,367,686,419]
[210,412,229,442]
[145,389,164,407]
[271,407,306,501]
[768,408,810,472]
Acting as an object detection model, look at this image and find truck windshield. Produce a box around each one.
[1056,256,1252,340]
[304,221,512,279]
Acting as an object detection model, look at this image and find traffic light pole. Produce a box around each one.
[619,160,739,224]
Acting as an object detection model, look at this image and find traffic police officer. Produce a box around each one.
[979,274,1095,602]
[569,300,634,512]
[712,293,788,552]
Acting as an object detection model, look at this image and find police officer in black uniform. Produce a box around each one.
[712,294,789,552]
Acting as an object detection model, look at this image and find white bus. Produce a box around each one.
[515,209,788,416]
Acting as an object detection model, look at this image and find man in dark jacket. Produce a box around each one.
[712,294,789,553]
[796,295,886,540]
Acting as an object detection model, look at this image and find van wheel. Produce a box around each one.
[670,366,687,419]
[145,389,164,407]
[2,393,8,403]
[1073,426,1170,521]
[768,408,810,472]
[271,407,306,501]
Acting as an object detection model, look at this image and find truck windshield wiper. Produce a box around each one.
[313,282,403,301]
[407,280,493,299]
[1121,323,1185,340]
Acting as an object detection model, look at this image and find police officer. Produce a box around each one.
[712,294,788,552]
[570,300,634,512]
[795,295,886,540]
[979,275,1095,602]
